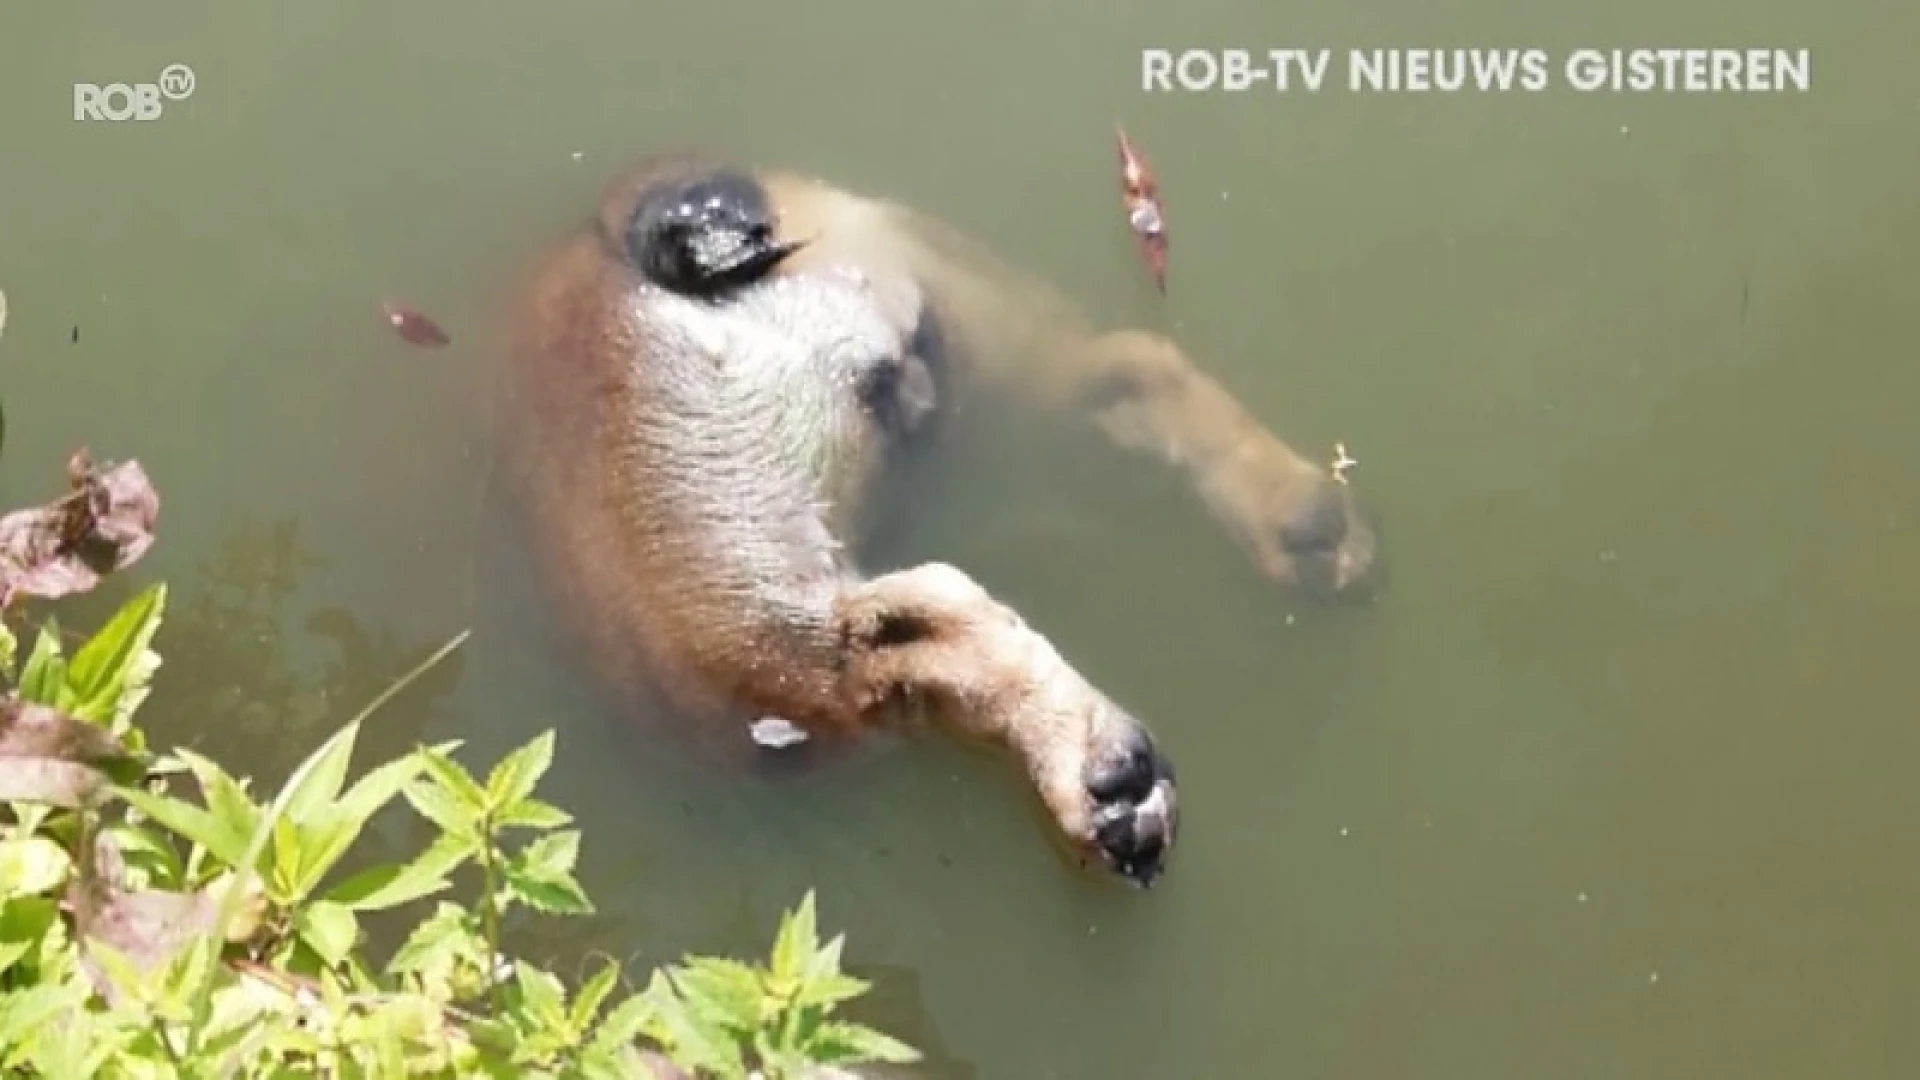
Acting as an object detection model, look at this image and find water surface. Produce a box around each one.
[3,1,1918,1076]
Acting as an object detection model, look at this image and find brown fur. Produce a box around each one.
[500,154,1376,882]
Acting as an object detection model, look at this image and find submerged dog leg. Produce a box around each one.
[835,563,1176,886]
[1050,329,1378,600]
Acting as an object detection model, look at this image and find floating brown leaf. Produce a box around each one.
[0,698,142,807]
[383,300,451,348]
[0,448,160,608]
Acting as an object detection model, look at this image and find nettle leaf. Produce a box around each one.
[671,956,765,1033]
[495,796,571,831]
[588,993,658,1059]
[486,730,555,811]
[794,937,871,1012]
[770,890,822,985]
[504,830,592,916]
[418,747,487,811]
[16,621,66,704]
[403,776,475,837]
[115,784,253,870]
[61,582,165,727]
[295,900,359,969]
[513,963,569,1030]
[805,1021,923,1066]
[0,699,142,807]
[171,747,260,855]
[0,976,92,1065]
[570,959,624,1034]
[280,717,361,826]
[326,830,472,912]
[386,902,477,977]
[638,969,745,1078]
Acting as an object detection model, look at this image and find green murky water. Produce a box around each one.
[4,1,1918,1076]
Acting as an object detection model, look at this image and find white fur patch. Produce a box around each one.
[749,715,810,749]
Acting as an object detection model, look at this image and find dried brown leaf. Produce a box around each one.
[0,698,141,806]
[68,829,220,1001]
[0,449,160,608]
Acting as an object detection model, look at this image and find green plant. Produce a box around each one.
[0,553,918,1075]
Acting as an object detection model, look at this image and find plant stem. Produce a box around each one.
[477,811,505,1016]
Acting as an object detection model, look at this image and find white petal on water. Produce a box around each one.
[749,715,809,749]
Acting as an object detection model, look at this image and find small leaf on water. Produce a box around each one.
[382,301,452,348]
[485,730,555,812]
[0,699,141,807]
[0,450,160,609]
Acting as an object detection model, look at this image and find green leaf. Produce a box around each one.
[770,890,821,984]
[334,748,427,828]
[671,956,765,1033]
[504,831,592,916]
[636,970,744,1077]
[0,896,58,978]
[326,831,472,912]
[795,937,871,1011]
[496,797,571,831]
[295,901,359,969]
[513,963,569,1030]
[587,992,657,1058]
[0,835,72,895]
[386,902,476,977]
[503,867,593,916]
[279,717,359,826]
[520,830,580,878]
[417,747,487,811]
[805,1021,923,1066]
[115,786,253,870]
[571,960,623,1034]
[172,748,261,851]
[485,731,555,812]
[403,777,476,838]
[16,621,66,705]
[0,619,16,682]
[61,582,165,726]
